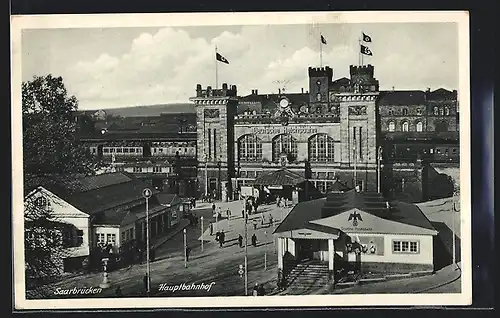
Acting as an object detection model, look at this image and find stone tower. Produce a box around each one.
[308,66,333,114]
[338,65,380,191]
[189,83,238,200]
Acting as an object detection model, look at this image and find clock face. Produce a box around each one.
[279,98,289,108]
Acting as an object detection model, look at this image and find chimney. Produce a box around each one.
[255,89,258,95]
[301,88,304,93]
[278,88,281,94]
[426,87,431,92]
[392,86,395,91]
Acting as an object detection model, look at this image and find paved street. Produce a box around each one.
[33,200,291,298]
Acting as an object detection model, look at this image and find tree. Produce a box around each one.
[22,75,100,286]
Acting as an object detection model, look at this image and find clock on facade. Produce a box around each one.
[279,98,289,109]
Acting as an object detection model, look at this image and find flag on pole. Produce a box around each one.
[216,52,229,64]
[362,32,372,42]
[320,34,327,45]
[360,45,373,56]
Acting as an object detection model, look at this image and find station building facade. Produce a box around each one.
[191,64,459,202]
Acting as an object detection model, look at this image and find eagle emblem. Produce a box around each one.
[348,211,363,227]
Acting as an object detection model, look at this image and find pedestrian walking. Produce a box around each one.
[238,234,243,247]
[245,213,249,224]
[220,231,225,245]
[269,214,273,227]
[212,203,216,214]
[215,231,220,242]
[143,274,149,292]
[258,284,266,296]
[209,222,213,236]
[241,209,245,219]
[252,218,257,230]
[251,233,257,247]
[186,246,191,262]
[115,286,123,297]
[276,196,280,207]
[252,283,259,296]
[261,213,265,226]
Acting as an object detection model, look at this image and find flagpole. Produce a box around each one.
[215,45,218,88]
[358,37,361,66]
[320,34,323,67]
[361,32,364,66]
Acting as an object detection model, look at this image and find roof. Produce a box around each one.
[426,88,457,101]
[378,90,426,106]
[33,172,157,216]
[252,169,306,186]
[275,190,437,234]
[156,193,179,206]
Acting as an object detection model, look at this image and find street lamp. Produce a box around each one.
[264,230,268,271]
[204,153,208,198]
[183,228,187,268]
[377,146,383,193]
[200,216,204,252]
[142,188,152,295]
[217,159,222,200]
[244,210,248,296]
[452,198,460,270]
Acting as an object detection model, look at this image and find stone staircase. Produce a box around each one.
[281,260,332,295]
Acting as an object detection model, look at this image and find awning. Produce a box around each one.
[252,168,306,187]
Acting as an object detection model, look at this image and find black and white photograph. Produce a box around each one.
[11,11,471,309]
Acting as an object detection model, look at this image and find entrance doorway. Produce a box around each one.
[209,178,217,198]
[296,239,322,262]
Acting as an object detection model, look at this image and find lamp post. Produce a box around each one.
[142,188,152,294]
[244,210,248,296]
[217,159,222,201]
[204,153,208,197]
[452,198,460,269]
[264,230,268,271]
[183,228,187,268]
[377,146,383,193]
[200,216,204,252]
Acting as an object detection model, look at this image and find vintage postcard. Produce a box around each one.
[11,11,471,309]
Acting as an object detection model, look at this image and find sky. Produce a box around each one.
[21,22,459,110]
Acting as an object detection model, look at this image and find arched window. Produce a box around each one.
[416,121,423,132]
[402,121,409,132]
[388,121,395,132]
[237,134,262,161]
[308,134,335,162]
[434,107,439,115]
[402,108,408,116]
[445,107,450,115]
[272,134,298,162]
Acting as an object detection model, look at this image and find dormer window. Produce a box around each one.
[402,108,408,116]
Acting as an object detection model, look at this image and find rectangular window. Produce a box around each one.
[121,231,126,243]
[130,148,135,153]
[124,148,129,153]
[91,148,96,154]
[153,166,162,173]
[393,240,419,254]
[208,129,212,158]
[392,241,401,252]
[213,129,217,159]
[410,241,418,253]
[106,233,112,243]
[103,148,109,153]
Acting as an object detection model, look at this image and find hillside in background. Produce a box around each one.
[84,103,196,117]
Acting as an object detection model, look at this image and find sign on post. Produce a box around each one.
[142,188,152,199]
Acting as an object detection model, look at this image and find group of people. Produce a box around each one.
[237,233,259,248]
[276,196,288,208]
[215,230,226,248]
[250,213,274,230]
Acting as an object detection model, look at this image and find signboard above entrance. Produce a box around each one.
[252,126,318,135]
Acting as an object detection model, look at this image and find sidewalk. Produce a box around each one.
[151,218,190,249]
